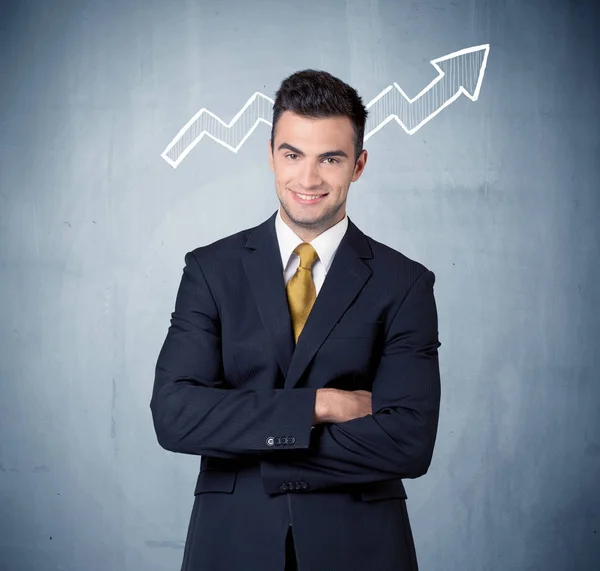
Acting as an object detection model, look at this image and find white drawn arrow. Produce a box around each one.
[364,43,490,137]
[161,44,490,168]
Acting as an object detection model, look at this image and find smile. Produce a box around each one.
[291,190,328,204]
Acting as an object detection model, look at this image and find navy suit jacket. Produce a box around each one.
[150,211,441,571]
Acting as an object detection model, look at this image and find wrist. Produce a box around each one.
[315,388,335,424]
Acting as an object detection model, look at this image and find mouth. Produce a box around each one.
[289,190,329,205]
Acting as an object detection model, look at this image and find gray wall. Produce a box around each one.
[1,0,598,570]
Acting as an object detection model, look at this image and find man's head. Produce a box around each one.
[268,70,368,241]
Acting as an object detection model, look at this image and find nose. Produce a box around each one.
[298,161,323,189]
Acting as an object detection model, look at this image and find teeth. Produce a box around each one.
[297,193,322,200]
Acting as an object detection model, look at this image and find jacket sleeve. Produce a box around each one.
[150,251,317,458]
[259,269,442,494]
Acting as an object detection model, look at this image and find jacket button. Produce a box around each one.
[294,482,300,490]
[289,436,296,444]
[266,437,275,446]
[274,437,281,446]
[281,483,288,491]
[300,482,308,490]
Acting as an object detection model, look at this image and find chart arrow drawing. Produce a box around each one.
[161,44,490,168]
[364,44,490,137]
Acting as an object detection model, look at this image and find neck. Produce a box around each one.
[280,210,345,242]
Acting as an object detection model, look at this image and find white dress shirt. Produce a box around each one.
[274,208,349,294]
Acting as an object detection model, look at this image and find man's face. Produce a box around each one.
[269,111,368,241]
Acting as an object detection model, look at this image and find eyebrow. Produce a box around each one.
[277,143,348,159]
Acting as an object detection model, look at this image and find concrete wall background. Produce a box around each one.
[1,1,598,569]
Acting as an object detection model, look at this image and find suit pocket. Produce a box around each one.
[194,470,238,495]
[359,478,407,502]
[328,319,383,339]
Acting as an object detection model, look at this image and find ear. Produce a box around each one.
[351,149,368,182]
[268,139,275,172]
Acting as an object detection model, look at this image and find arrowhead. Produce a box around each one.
[432,44,490,100]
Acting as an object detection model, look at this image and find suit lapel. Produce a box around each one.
[243,212,294,381]
[243,212,373,389]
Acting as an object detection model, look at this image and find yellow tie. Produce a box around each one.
[286,242,319,343]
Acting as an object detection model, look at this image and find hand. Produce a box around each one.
[314,389,372,424]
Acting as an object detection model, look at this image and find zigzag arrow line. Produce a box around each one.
[161,44,490,168]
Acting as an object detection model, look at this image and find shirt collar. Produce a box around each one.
[275,207,348,273]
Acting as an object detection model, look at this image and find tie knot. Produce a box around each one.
[294,242,319,269]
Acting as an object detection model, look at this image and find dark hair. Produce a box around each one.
[270,69,368,163]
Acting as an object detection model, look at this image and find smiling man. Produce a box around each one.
[151,70,442,571]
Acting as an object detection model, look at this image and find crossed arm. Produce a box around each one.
[150,250,441,494]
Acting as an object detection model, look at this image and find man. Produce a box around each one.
[151,69,441,571]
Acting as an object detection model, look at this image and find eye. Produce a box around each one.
[285,153,299,160]
[323,157,339,164]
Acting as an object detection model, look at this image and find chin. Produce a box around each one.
[292,211,331,228]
